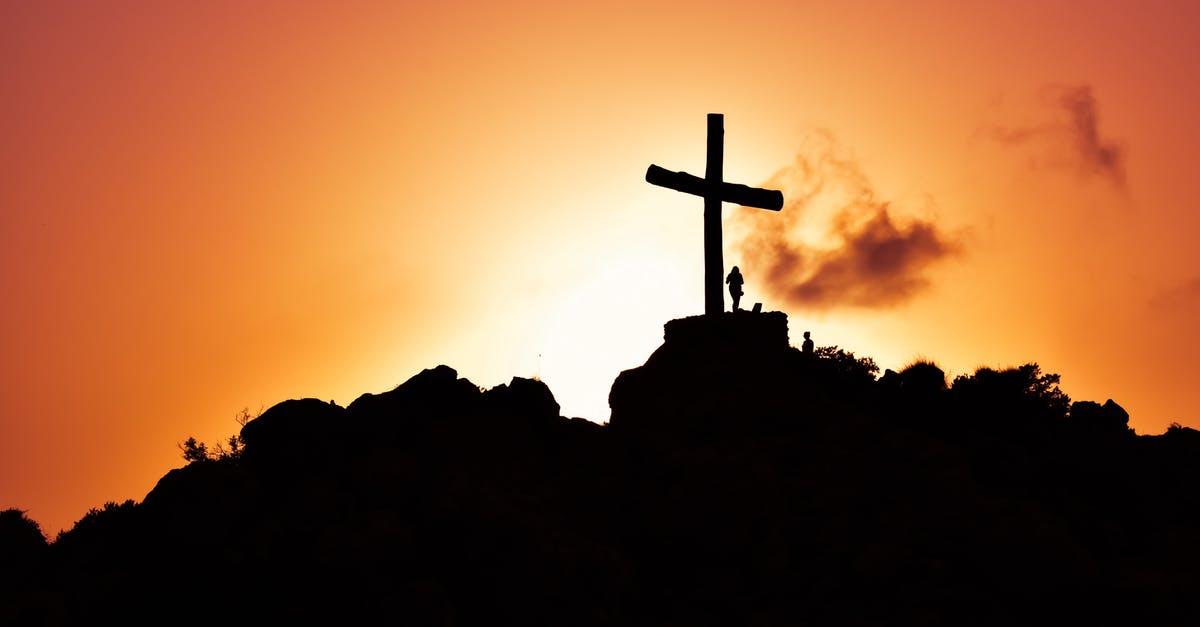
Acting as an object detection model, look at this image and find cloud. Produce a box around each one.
[729,130,960,312]
[983,84,1126,188]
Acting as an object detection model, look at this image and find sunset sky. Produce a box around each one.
[4,0,1199,535]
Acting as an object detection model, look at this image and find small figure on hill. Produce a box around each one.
[802,331,814,355]
[726,266,744,311]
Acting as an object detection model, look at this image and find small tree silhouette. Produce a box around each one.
[179,437,209,463]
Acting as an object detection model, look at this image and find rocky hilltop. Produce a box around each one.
[4,312,1200,626]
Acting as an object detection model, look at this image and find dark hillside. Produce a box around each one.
[3,312,1200,626]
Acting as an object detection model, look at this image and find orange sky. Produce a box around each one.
[4,0,1199,535]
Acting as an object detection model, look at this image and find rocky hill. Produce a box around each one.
[4,312,1200,626]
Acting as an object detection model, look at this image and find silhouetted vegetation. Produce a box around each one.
[0,509,50,625]
[52,500,139,548]
[4,313,1200,626]
[0,509,46,554]
[178,436,210,463]
[177,407,253,463]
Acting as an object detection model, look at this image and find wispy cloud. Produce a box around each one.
[982,84,1126,188]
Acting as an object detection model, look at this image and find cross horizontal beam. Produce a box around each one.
[645,164,783,211]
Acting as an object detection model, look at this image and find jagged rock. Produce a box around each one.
[239,397,347,466]
[481,377,560,421]
[1069,398,1131,436]
[347,364,483,425]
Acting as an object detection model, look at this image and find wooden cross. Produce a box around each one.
[646,113,784,316]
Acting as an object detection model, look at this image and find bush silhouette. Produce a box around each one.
[897,359,947,391]
[813,344,879,383]
[53,500,140,550]
[0,509,46,558]
[178,436,209,463]
[0,509,47,585]
[950,363,1071,433]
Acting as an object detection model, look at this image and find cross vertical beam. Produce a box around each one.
[645,113,784,317]
[704,113,724,316]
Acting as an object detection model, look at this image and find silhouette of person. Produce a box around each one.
[726,266,744,311]
[802,331,814,355]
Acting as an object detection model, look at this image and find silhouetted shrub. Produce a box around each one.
[950,363,1071,430]
[1162,421,1200,445]
[179,437,209,463]
[178,408,254,463]
[0,509,46,561]
[815,345,879,382]
[216,434,244,459]
[54,500,139,548]
[878,360,949,426]
[898,359,946,391]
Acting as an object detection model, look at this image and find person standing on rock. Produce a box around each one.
[802,331,814,355]
[726,266,745,311]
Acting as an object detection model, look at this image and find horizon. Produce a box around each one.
[4,0,1200,536]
